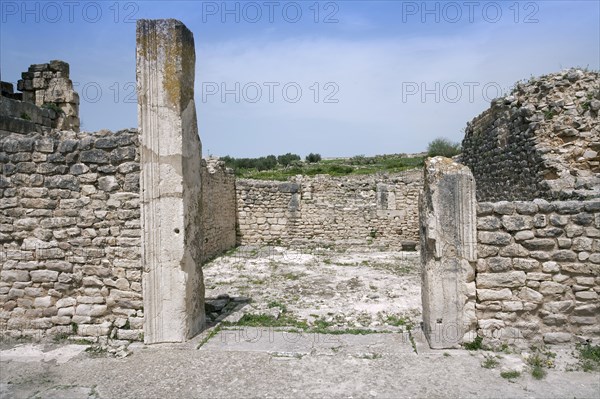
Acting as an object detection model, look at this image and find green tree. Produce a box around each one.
[427,138,461,158]
[277,153,301,166]
[305,153,322,163]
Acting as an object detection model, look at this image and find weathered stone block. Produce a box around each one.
[478,231,512,246]
[477,288,512,301]
[518,287,543,303]
[477,216,501,230]
[543,332,572,344]
[493,201,515,215]
[502,215,533,231]
[575,291,599,301]
[477,271,526,288]
[514,230,534,241]
[512,258,538,271]
[486,257,512,272]
[29,270,59,283]
[521,238,555,251]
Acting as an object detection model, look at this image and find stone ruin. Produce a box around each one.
[0,19,598,349]
[462,69,599,201]
[1,60,80,135]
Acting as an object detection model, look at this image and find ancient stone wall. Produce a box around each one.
[462,69,599,201]
[0,97,61,136]
[475,199,600,345]
[236,170,422,248]
[1,60,80,135]
[0,129,143,342]
[201,159,236,262]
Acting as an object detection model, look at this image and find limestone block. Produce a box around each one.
[137,19,205,343]
[29,270,59,283]
[477,271,526,288]
[518,287,543,303]
[419,157,476,349]
[477,288,512,301]
[543,332,572,344]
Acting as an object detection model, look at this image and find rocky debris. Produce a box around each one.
[204,294,250,324]
[462,68,600,201]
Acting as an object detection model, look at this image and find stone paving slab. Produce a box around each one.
[199,327,417,356]
[1,333,598,399]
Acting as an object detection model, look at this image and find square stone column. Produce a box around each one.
[419,157,477,348]
[136,19,205,343]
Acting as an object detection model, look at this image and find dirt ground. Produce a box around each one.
[1,247,599,399]
[203,246,422,329]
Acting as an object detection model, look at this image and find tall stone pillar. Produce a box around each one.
[136,19,205,343]
[419,157,477,349]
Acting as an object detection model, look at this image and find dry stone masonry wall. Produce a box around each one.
[236,170,423,249]
[462,69,599,201]
[0,129,143,342]
[200,159,236,263]
[475,199,600,345]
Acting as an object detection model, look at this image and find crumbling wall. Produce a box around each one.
[0,97,61,137]
[475,199,600,345]
[237,170,422,248]
[0,129,142,342]
[462,69,599,201]
[201,159,236,262]
[1,60,80,135]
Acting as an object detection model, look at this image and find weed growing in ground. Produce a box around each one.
[464,336,483,351]
[482,355,500,369]
[196,325,222,349]
[576,343,600,372]
[500,370,520,380]
[267,301,288,313]
[85,346,108,358]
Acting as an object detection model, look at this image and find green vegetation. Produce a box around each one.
[544,109,556,120]
[20,112,31,120]
[85,345,108,357]
[528,353,547,379]
[196,325,222,349]
[225,312,383,336]
[427,137,461,158]
[577,343,600,372]
[305,153,322,163]
[384,315,409,327]
[42,102,64,115]
[220,153,425,181]
[500,370,520,380]
[267,300,288,313]
[464,336,484,351]
[482,355,500,369]
[53,332,71,343]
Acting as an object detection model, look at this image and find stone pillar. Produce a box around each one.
[136,19,205,343]
[419,157,477,349]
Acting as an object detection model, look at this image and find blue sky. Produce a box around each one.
[1,1,599,157]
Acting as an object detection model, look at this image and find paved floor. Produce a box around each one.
[1,327,598,399]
